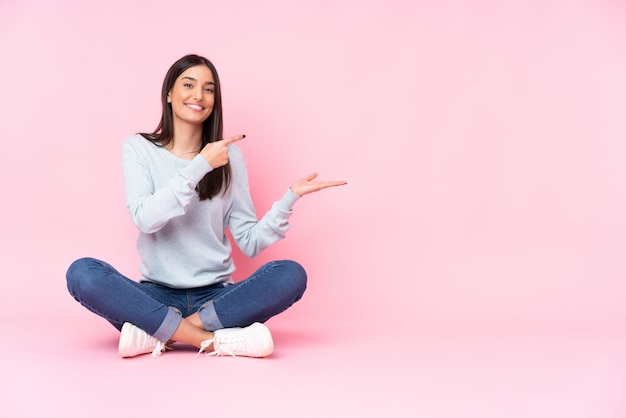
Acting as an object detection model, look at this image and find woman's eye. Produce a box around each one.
[184,83,193,88]
[205,88,214,93]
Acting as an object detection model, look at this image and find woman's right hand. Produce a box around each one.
[200,134,246,168]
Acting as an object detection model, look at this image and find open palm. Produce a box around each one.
[290,173,347,197]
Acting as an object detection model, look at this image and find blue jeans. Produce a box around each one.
[66,257,307,342]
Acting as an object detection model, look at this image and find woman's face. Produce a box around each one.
[167,64,216,126]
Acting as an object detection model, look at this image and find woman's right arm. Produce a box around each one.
[122,139,211,234]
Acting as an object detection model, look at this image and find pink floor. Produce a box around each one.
[2,315,624,417]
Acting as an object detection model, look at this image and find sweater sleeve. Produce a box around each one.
[227,148,300,257]
[123,138,213,234]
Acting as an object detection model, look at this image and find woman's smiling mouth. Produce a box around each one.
[185,103,205,112]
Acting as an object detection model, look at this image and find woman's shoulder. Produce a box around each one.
[123,134,160,152]
[122,134,162,164]
[124,133,151,146]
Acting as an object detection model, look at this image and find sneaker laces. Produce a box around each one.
[152,341,167,358]
[196,337,231,358]
[196,336,242,358]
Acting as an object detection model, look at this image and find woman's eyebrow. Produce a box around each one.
[182,76,215,85]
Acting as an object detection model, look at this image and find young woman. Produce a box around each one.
[66,54,346,359]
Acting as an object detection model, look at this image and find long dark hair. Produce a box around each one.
[141,54,231,200]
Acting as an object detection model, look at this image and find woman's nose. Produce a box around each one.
[193,86,203,100]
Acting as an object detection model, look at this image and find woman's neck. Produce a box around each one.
[168,122,203,159]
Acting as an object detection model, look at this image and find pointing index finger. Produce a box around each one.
[223,134,246,145]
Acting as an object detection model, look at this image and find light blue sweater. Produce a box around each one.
[122,134,299,288]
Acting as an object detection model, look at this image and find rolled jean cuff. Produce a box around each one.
[152,307,182,342]
[198,300,224,332]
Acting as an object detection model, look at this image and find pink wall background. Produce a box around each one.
[1,0,626,335]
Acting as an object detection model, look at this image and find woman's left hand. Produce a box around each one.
[290,173,347,197]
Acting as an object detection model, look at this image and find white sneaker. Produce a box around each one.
[118,322,168,358]
[197,322,274,358]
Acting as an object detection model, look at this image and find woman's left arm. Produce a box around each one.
[228,149,347,257]
[226,148,296,257]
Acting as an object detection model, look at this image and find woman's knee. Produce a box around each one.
[277,260,307,297]
[66,257,108,296]
[67,257,97,281]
